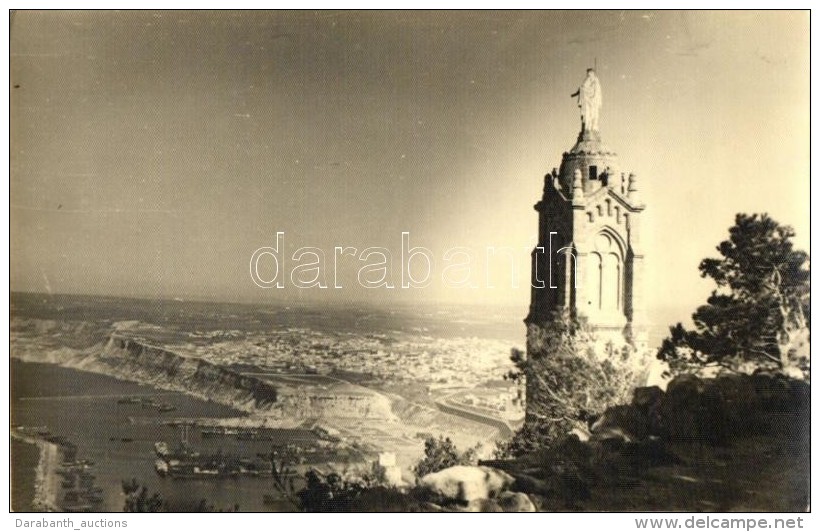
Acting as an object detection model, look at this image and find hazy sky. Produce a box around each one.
[10,11,809,324]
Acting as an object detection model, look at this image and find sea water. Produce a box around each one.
[11,360,299,512]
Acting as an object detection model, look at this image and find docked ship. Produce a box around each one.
[153,441,273,479]
[154,425,272,479]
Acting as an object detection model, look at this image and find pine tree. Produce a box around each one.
[659,213,809,375]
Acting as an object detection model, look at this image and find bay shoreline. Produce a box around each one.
[11,429,62,512]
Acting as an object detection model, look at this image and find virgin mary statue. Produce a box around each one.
[571,68,602,132]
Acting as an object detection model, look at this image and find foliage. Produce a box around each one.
[258,447,301,509]
[412,436,478,478]
[288,445,413,511]
[658,213,810,376]
[295,468,432,512]
[121,479,164,513]
[297,468,382,512]
[494,419,558,459]
[498,310,649,458]
[121,478,239,512]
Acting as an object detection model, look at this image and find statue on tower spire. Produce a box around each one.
[571,68,602,132]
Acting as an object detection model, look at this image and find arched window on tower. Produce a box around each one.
[587,231,624,314]
[558,246,577,302]
[588,252,602,310]
[551,237,576,308]
[602,252,620,311]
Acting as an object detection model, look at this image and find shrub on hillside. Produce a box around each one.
[498,311,650,457]
[413,436,478,478]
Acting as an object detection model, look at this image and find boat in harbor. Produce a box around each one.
[153,440,273,479]
[201,427,228,438]
[154,441,169,457]
[117,396,142,404]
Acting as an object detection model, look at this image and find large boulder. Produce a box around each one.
[633,385,664,409]
[713,374,757,408]
[591,404,650,442]
[788,378,811,412]
[496,491,537,512]
[419,465,515,503]
[659,374,727,443]
[632,385,665,436]
[750,373,795,411]
[463,498,504,512]
[657,373,808,441]
[552,433,594,464]
[665,373,707,398]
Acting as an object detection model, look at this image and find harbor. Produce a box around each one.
[11,360,372,511]
[11,426,105,512]
[11,360,276,511]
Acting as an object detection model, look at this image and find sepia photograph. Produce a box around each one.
[8,9,810,516]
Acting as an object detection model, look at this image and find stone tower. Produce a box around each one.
[525,71,647,350]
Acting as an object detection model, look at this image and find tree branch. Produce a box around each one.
[745,347,783,365]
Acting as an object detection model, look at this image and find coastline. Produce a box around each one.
[10,360,276,512]
[11,430,62,512]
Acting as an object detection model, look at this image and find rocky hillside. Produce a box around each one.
[482,373,810,511]
[96,335,279,410]
[281,372,809,512]
[11,321,395,420]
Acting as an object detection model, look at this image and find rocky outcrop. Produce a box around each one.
[273,388,395,421]
[496,490,537,512]
[483,373,810,511]
[12,327,395,420]
[95,335,278,411]
[591,373,810,444]
[419,465,515,503]
[95,335,396,419]
[414,465,537,512]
